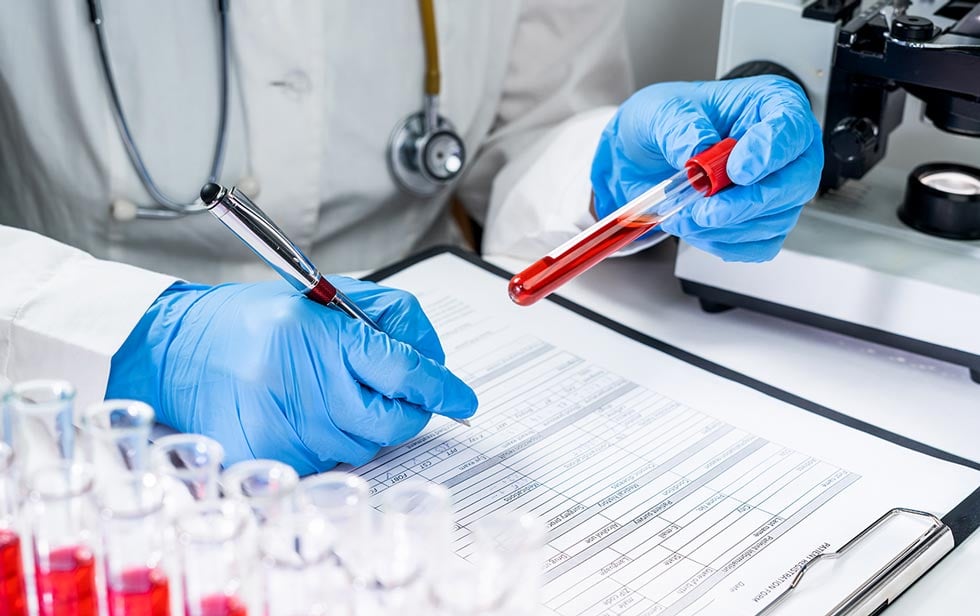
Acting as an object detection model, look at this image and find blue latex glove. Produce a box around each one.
[106,278,478,475]
[591,76,824,262]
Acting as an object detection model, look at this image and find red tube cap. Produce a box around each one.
[685,138,737,196]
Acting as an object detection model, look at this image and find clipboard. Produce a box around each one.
[367,246,980,616]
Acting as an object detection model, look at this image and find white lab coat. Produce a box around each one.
[0,0,632,409]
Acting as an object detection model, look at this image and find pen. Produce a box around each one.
[198,183,471,427]
[199,183,380,328]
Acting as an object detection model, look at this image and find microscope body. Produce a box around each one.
[676,0,980,381]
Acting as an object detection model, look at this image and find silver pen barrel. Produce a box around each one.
[331,290,380,328]
[201,183,381,330]
[200,183,321,295]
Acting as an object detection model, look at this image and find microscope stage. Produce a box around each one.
[796,164,980,297]
[675,162,980,378]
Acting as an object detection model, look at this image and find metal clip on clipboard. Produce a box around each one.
[757,508,953,616]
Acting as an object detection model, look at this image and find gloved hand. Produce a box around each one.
[591,76,824,262]
[106,277,478,475]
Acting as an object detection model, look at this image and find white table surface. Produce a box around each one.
[489,241,980,615]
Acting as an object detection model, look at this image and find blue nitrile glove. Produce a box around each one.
[106,278,478,475]
[591,76,824,262]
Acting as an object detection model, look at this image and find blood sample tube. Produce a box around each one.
[220,460,299,526]
[0,442,28,616]
[176,501,257,616]
[150,435,225,505]
[7,380,77,475]
[508,138,737,306]
[81,400,155,473]
[28,462,100,616]
[99,472,172,616]
[258,512,346,616]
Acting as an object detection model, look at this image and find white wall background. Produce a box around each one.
[624,0,725,87]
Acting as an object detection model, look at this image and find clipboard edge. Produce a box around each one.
[365,246,980,544]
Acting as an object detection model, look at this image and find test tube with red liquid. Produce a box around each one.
[82,399,156,473]
[258,512,344,616]
[7,380,77,476]
[377,481,453,592]
[177,501,256,616]
[150,434,225,509]
[28,462,100,616]
[1,377,10,446]
[508,138,737,306]
[294,473,371,614]
[99,472,172,616]
[294,473,372,580]
[221,460,299,526]
[429,512,545,615]
[0,442,28,616]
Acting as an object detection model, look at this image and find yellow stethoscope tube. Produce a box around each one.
[388,0,467,195]
[419,0,441,96]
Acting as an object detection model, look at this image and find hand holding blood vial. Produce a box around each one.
[509,138,738,306]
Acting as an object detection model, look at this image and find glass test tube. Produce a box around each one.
[28,462,100,616]
[431,512,545,616]
[508,138,737,306]
[293,472,372,579]
[220,460,299,525]
[259,512,346,616]
[99,472,172,616]
[82,400,155,473]
[472,512,545,614]
[370,480,455,613]
[379,480,453,587]
[0,443,28,616]
[150,435,224,506]
[1,378,11,446]
[7,380,77,475]
[177,501,256,616]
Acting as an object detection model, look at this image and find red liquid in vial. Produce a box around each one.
[0,529,28,616]
[34,545,99,616]
[107,567,171,616]
[509,214,658,306]
[187,594,248,616]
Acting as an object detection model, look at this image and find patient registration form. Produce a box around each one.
[352,252,980,616]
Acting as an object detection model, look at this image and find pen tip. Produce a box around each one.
[200,182,222,205]
[457,418,472,427]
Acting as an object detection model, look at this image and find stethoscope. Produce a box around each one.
[87,0,465,222]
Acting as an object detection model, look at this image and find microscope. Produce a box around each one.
[675,0,980,381]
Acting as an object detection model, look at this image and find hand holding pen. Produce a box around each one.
[198,183,473,428]
[108,184,476,475]
[199,184,379,328]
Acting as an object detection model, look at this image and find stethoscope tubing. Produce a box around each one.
[89,0,229,217]
[90,0,461,217]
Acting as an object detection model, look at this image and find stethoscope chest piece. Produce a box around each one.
[388,110,466,196]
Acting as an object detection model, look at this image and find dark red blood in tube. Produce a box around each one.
[34,545,99,616]
[508,214,659,306]
[107,567,171,616]
[0,530,28,616]
[189,594,248,616]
